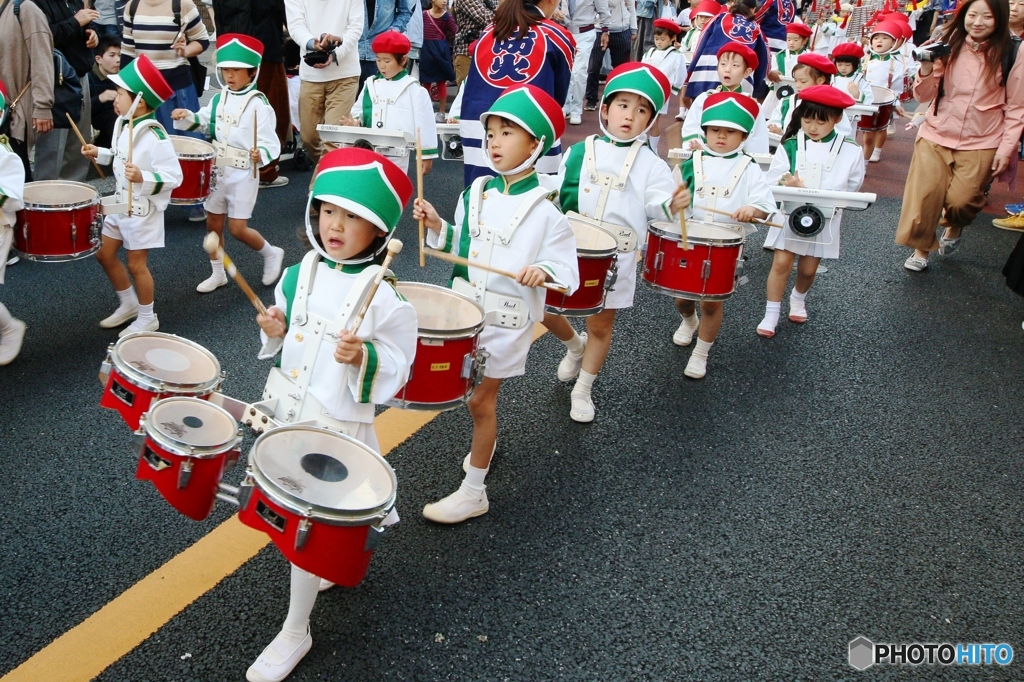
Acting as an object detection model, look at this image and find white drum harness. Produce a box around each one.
[580,134,645,252]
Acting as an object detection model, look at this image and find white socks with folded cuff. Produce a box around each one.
[573,370,596,399]
[562,331,586,354]
[209,258,225,278]
[117,286,138,309]
[758,301,781,335]
[789,289,807,314]
[259,241,277,258]
[462,462,489,494]
[136,302,155,324]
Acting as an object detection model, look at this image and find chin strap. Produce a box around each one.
[304,193,390,265]
[483,135,546,176]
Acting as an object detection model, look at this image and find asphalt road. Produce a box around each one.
[2,120,1023,681]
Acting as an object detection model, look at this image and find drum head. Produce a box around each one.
[147,397,238,449]
[252,427,396,516]
[172,136,216,157]
[871,86,896,106]
[395,282,484,337]
[114,332,220,390]
[23,181,97,208]
[569,219,617,256]
[649,220,743,244]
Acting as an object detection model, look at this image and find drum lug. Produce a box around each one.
[237,473,255,510]
[70,217,77,247]
[295,516,313,551]
[177,459,194,490]
[653,251,664,271]
[472,349,489,387]
[364,524,385,552]
[132,426,148,455]
[605,259,619,291]
[99,354,112,388]
[460,352,473,379]
[701,260,711,281]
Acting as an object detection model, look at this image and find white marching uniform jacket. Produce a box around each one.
[864,54,906,95]
[642,46,687,113]
[258,252,418,443]
[352,71,439,170]
[0,143,25,284]
[834,72,874,106]
[678,149,777,236]
[763,130,865,259]
[175,83,281,168]
[682,87,771,155]
[557,135,677,309]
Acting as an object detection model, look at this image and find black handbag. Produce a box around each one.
[50,49,84,128]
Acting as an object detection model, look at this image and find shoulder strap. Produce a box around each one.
[1002,35,1021,88]
[128,0,141,23]
[172,0,181,28]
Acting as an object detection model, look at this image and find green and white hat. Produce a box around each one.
[216,34,264,69]
[109,54,174,109]
[700,91,759,134]
[602,62,671,114]
[479,84,566,157]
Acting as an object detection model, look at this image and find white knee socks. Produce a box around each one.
[279,564,320,647]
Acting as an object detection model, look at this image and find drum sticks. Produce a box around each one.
[203,232,268,315]
[415,128,425,267]
[422,247,570,294]
[698,205,784,228]
[672,166,690,250]
[348,239,403,335]
[66,113,106,179]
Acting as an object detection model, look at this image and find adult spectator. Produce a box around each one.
[88,33,120,149]
[93,0,120,38]
[456,0,574,184]
[582,0,635,112]
[1010,0,1024,36]
[357,0,412,88]
[285,0,364,168]
[34,0,97,182]
[897,0,1024,272]
[634,0,655,59]
[563,0,610,126]
[0,0,54,181]
[451,0,498,86]
[211,0,291,188]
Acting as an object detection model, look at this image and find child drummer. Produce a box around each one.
[412,84,579,524]
[862,21,906,163]
[545,63,687,422]
[673,92,776,379]
[250,147,418,682]
[343,31,438,173]
[171,34,285,295]
[82,55,183,337]
[641,21,687,152]
[0,80,26,365]
[757,85,865,337]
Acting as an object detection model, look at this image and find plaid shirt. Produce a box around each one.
[452,0,499,57]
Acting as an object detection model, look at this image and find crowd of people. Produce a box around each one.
[2,0,1024,680]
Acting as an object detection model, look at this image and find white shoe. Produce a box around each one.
[196,273,228,293]
[684,354,707,379]
[423,484,489,524]
[869,148,882,163]
[99,303,139,329]
[672,315,700,346]
[756,317,777,338]
[318,579,335,592]
[119,315,159,338]
[0,319,26,365]
[259,176,290,189]
[569,391,595,423]
[246,629,313,682]
[569,113,582,125]
[6,255,18,266]
[262,245,285,285]
[788,302,808,323]
[556,332,587,381]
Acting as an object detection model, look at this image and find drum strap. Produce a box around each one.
[212,89,262,168]
[795,131,844,189]
[692,151,751,221]
[583,135,644,251]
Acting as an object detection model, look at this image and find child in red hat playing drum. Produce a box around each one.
[0,80,26,365]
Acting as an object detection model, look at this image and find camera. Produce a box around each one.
[303,36,341,66]
[912,42,952,62]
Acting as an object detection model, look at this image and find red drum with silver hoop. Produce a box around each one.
[100,332,224,430]
[170,137,216,205]
[134,396,242,521]
[237,426,397,587]
[545,216,618,316]
[387,282,488,410]
[857,86,896,132]
[642,221,745,301]
[14,181,101,261]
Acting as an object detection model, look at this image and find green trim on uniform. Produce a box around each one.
[453,190,473,283]
[151,173,163,195]
[0,194,7,208]
[494,171,539,195]
[678,156,696,192]
[361,87,372,127]
[280,262,301,325]
[258,146,271,164]
[209,93,222,140]
[558,141,585,214]
[358,341,379,403]
[421,147,439,157]
[440,219,455,253]
[781,137,798,176]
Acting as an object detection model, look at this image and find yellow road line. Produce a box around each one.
[2,323,549,682]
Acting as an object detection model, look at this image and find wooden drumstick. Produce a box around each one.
[423,247,570,295]
[348,239,403,335]
[415,128,425,268]
[203,232,268,315]
[125,92,143,215]
[252,111,259,179]
[66,113,106,179]
[698,205,785,228]
[672,166,690,250]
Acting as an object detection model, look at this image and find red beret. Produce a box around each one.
[797,52,837,75]
[831,42,864,60]
[717,42,758,70]
[691,0,722,20]
[797,84,855,109]
[882,11,910,23]
[654,18,683,34]
[371,30,411,56]
[870,22,901,39]
[785,23,813,38]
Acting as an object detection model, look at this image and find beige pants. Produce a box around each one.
[895,137,996,252]
[298,76,359,164]
[454,55,471,86]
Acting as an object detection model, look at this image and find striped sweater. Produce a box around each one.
[121,0,210,90]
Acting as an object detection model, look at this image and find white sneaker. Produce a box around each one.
[569,391,595,423]
[99,303,139,329]
[196,273,228,293]
[556,332,587,381]
[569,113,582,125]
[869,148,882,163]
[246,628,313,682]
[0,319,26,365]
[262,245,285,285]
[684,354,707,379]
[423,484,489,524]
[318,579,335,592]
[6,255,18,266]
[672,315,700,346]
[119,315,159,338]
[259,176,290,189]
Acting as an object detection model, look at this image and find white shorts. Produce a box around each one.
[479,323,534,379]
[204,166,259,220]
[102,211,165,251]
[0,226,12,284]
[603,251,638,310]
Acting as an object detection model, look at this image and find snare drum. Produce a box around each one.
[135,397,242,521]
[545,218,617,316]
[387,282,488,410]
[857,86,896,132]
[238,426,397,587]
[100,332,224,430]
[642,221,745,301]
[14,181,101,261]
[170,137,216,205]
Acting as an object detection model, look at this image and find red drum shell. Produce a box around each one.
[135,397,241,521]
[545,218,618,316]
[857,86,896,132]
[642,221,744,301]
[170,137,216,205]
[14,181,100,261]
[387,283,486,410]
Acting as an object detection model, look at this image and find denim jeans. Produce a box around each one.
[155,81,204,140]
